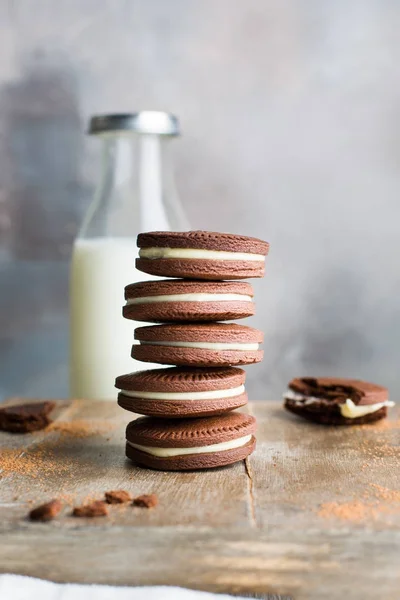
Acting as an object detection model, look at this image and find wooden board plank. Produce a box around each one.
[0,399,252,529]
[1,526,400,599]
[2,399,400,599]
[249,402,400,530]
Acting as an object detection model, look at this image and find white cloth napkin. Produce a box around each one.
[0,575,249,600]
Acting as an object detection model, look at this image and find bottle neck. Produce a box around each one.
[79,132,187,239]
[137,133,171,232]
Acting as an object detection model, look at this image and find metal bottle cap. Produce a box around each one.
[88,111,179,136]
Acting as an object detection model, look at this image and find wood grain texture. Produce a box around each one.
[1,399,400,599]
[249,402,400,531]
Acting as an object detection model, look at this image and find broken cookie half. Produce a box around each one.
[0,401,56,433]
[284,377,393,425]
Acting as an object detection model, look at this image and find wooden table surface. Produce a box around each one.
[1,398,400,599]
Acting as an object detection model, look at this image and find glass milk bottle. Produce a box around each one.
[70,112,188,400]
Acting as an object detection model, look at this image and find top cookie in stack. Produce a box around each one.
[135,231,269,280]
[116,231,269,471]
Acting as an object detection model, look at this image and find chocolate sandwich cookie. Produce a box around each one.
[136,231,269,280]
[125,412,256,470]
[284,377,393,425]
[123,279,255,323]
[132,323,263,367]
[116,367,248,418]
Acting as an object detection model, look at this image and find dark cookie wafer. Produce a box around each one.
[137,231,269,253]
[116,367,247,418]
[284,377,391,425]
[125,412,256,471]
[123,279,254,323]
[132,323,263,367]
[136,258,263,281]
[136,231,269,280]
[127,411,255,447]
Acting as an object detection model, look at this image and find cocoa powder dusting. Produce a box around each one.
[57,492,78,507]
[316,414,400,525]
[0,447,69,479]
[369,483,400,503]
[359,417,400,431]
[318,500,381,522]
[318,484,400,523]
[47,419,117,438]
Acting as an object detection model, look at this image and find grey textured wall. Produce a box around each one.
[1,0,400,401]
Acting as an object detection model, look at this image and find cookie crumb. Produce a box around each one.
[29,499,62,522]
[72,500,108,517]
[105,490,132,504]
[133,494,158,508]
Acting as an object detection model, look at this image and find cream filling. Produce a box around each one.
[140,341,259,351]
[284,389,321,405]
[126,293,253,305]
[340,398,394,419]
[120,384,245,401]
[284,389,394,418]
[139,247,265,262]
[127,433,252,457]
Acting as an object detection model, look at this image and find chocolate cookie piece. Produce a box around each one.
[72,501,109,518]
[133,494,158,508]
[0,401,56,433]
[125,412,256,471]
[284,377,392,425]
[116,367,247,418]
[132,323,263,367]
[123,279,255,323]
[29,499,62,522]
[105,490,132,504]
[136,231,269,280]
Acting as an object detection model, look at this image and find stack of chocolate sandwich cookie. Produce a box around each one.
[116,231,269,471]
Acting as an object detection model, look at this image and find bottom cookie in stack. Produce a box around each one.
[115,366,248,418]
[125,412,256,471]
